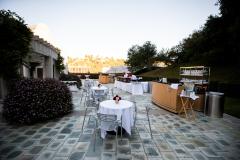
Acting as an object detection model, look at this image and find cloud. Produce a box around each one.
[29,23,58,47]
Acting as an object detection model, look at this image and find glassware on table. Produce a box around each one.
[115,99,119,104]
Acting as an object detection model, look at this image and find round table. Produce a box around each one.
[91,86,108,100]
[98,100,134,138]
[91,86,108,92]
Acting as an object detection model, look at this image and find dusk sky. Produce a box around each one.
[0,0,219,59]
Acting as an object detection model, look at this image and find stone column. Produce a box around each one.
[53,61,60,80]
[44,56,54,78]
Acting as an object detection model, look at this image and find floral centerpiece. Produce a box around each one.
[113,95,121,104]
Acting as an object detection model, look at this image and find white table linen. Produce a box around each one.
[131,82,143,95]
[91,86,108,100]
[141,82,149,92]
[61,81,79,92]
[98,100,134,138]
[68,85,79,92]
[114,80,148,95]
[91,86,108,93]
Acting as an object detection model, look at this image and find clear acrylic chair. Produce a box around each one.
[128,96,137,127]
[92,89,106,103]
[146,105,153,139]
[133,101,137,127]
[93,113,119,154]
[79,86,90,105]
[82,94,98,131]
[107,87,114,99]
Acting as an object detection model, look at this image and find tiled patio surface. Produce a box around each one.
[0,83,240,160]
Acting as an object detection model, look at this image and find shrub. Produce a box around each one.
[134,67,159,75]
[3,79,73,124]
[59,73,82,89]
[76,73,99,79]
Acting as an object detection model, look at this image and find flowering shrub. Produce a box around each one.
[3,79,73,124]
[59,73,82,89]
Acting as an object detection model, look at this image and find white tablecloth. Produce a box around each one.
[141,82,149,92]
[61,81,79,92]
[114,80,148,95]
[98,100,134,138]
[68,85,79,92]
[131,82,143,95]
[91,86,108,93]
[91,86,108,98]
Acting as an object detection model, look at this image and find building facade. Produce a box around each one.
[21,35,60,79]
[67,55,125,74]
[0,35,60,100]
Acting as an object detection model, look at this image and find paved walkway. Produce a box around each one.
[0,83,240,160]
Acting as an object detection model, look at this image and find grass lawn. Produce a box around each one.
[140,66,240,83]
[224,97,240,118]
[140,66,179,79]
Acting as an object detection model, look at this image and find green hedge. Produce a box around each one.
[75,73,100,79]
[59,73,82,89]
[3,79,73,124]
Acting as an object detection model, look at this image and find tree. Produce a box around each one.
[217,0,240,65]
[125,45,141,72]
[170,0,240,67]
[55,52,65,73]
[125,41,158,72]
[156,49,177,66]
[0,10,33,79]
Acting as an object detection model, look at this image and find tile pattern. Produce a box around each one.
[0,82,240,160]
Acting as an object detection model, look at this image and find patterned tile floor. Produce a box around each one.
[0,83,240,160]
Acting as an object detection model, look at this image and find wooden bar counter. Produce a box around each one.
[152,82,183,113]
[152,82,205,113]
